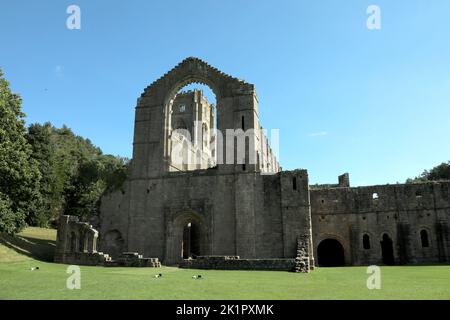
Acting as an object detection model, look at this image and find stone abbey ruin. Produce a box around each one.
[55,57,450,271]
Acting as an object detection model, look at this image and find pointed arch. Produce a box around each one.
[132,57,259,178]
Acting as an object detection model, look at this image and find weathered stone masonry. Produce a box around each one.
[55,57,449,270]
[311,176,450,266]
[96,57,313,271]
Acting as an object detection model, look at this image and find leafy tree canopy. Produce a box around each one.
[1,68,128,233]
[406,161,450,183]
[0,69,42,234]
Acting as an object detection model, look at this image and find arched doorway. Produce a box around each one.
[380,233,395,265]
[166,211,208,264]
[182,222,201,259]
[101,230,125,259]
[317,239,345,267]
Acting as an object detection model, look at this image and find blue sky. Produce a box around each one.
[1,0,450,186]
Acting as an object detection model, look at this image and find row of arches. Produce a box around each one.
[317,229,432,267]
[316,236,394,267]
[67,229,97,254]
[362,229,431,251]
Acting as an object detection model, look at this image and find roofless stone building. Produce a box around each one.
[55,58,450,271]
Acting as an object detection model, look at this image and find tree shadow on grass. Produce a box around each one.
[0,233,55,262]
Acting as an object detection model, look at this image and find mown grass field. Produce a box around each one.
[1,227,449,300]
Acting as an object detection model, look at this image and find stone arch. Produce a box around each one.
[380,232,395,265]
[101,229,125,259]
[317,238,345,267]
[163,84,219,170]
[363,234,371,250]
[418,226,432,248]
[165,211,209,265]
[315,233,351,266]
[133,57,257,178]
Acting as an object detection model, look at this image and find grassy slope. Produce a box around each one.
[1,228,449,300]
[0,227,56,263]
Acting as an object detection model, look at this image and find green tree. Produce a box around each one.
[407,161,450,183]
[63,155,128,221]
[26,122,57,226]
[0,69,42,234]
[26,121,128,225]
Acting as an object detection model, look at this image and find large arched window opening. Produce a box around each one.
[168,83,217,172]
[317,239,345,267]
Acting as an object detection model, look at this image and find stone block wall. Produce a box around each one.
[310,181,450,265]
[99,169,314,266]
[55,215,160,267]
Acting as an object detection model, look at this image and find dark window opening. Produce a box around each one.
[241,115,245,130]
[363,234,371,250]
[380,233,395,265]
[242,164,246,171]
[420,230,429,247]
[293,177,297,190]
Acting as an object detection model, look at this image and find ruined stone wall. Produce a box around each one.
[310,181,450,265]
[55,215,111,265]
[55,215,161,267]
[97,58,312,268]
[99,168,313,265]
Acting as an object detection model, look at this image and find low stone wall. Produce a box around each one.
[55,216,160,267]
[179,256,296,271]
[54,252,112,266]
[105,252,161,267]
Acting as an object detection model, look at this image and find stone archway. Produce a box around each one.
[317,238,345,267]
[101,230,125,259]
[380,233,395,265]
[182,221,201,259]
[131,57,259,179]
[165,211,208,265]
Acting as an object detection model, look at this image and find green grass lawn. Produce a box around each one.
[1,228,449,300]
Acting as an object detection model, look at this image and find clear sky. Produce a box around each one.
[1,0,450,186]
